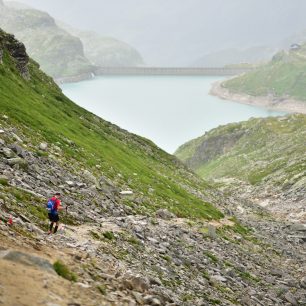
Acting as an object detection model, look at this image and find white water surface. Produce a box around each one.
[61,76,285,153]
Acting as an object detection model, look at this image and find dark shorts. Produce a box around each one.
[48,213,59,222]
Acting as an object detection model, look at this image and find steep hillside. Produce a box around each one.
[216,43,306,113]
[60,25,144,67]
[0,28,221,220]
[0,1,95,78]
[175,115,306,220]
[2,29,306,306]
[0,1,144,80]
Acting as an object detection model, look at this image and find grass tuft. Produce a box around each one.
[53,260,77,282]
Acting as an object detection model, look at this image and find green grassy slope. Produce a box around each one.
[223,44,306,101]
[0,29,222,220]
[175,115,306,186]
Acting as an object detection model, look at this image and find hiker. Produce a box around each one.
[47,192,63,234]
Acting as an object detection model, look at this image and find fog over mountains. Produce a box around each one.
[6,0,306,65]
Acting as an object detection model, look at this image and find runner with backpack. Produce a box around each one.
[47,193,63,234]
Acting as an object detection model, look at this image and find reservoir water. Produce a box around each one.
[61,76,285,153]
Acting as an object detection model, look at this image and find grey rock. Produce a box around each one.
[2,147,14,158]
[122,274,150,293]
[271,268,284,277]
[99,176,119,194]
[301,276,306,289]
[9,144,27,158]
[211,275,227,283]
[7,157,27,167]
[143,295,161,306]
[284,292,298,305]
[66,181,75,187]
[2,34,30,79]
[83,170,97,185]
[0,250,55,274]
[39,142,48,151]
[291,223,306,232]
[156,209,176,220]
[208,224,217,238]
[131,291,144,304]
[149,277,162,286]
[12,133,23,143]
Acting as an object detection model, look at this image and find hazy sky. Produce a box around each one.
[6,0,306,65]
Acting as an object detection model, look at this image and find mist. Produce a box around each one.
[6,0,306,65]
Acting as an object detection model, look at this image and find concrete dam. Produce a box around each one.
[95,67,253,76]
[56,67,253,83]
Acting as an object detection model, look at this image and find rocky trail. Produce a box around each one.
[2,200,306,306]
[0,109,304,306]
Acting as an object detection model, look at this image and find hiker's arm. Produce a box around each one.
[56,200,64,211]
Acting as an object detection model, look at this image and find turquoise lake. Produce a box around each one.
[61,76,285,153]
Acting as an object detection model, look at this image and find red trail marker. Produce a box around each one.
[7,215,13,226]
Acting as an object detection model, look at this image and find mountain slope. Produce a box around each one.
[192,46,277,68]
[0,28,221,220]
[0,1,144,79]
[2,28,306,306]
[60,24,144,67]
[222,43,306,102]
[0,1,95,78]
[175,115,306,220]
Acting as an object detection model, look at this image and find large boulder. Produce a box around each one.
[98,176,119,195]
[156,209,176,220]
[83,170,97,186]
[2,147,14,158]
[39,142,48,151]
[122,274,150,293]
[300,276,306,289]
[7,157,28,169]
[0,250,55,274]
[9,143,27,158]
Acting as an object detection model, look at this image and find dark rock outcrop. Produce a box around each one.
[185,130,245,169]
[0,29,29,79]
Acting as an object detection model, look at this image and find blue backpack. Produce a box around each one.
[47,198,57,215]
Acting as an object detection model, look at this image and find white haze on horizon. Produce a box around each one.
[5,0,306,65]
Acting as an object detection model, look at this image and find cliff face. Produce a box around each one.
[0,29,29,79]
[181,129,245,169]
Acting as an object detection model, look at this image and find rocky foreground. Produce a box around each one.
[0,119,306,306]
